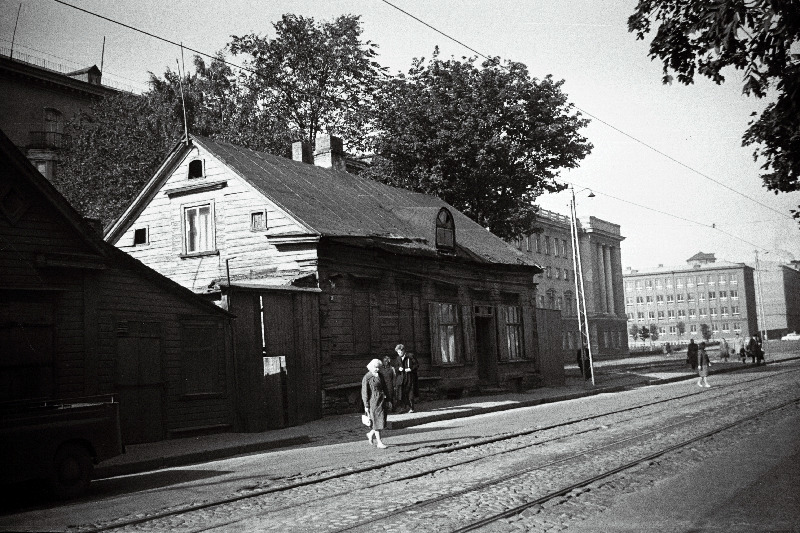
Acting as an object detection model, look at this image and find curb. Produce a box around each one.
[95,435,311,479]
[95,356,798,477]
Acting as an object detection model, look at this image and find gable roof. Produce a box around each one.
[687,251,716,263]
[191,135,539,270]
[0,128,231,317]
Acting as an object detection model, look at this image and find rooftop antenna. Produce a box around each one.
[100,36,105,73]
[176,42,189,146]
[10,4,22,60]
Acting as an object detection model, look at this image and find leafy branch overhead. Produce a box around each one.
[362,50,592,239]
[628,0,800,221]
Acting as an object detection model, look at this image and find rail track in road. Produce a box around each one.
[88,364,800,533]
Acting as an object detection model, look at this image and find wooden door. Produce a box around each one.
[115,322,163,444]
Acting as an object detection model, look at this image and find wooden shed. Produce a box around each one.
[0,129,237,444]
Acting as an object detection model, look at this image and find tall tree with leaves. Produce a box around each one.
[57,55,291,225]
[229,14,385,151]
[362,50,592,239]
[628,1,800,221]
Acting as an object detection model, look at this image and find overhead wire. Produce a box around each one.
[560,179,767,251]
[376,1,794,224]
[46,0,795,246]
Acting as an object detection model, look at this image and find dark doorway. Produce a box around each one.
[115,322,164,444]
[474,311,498,384]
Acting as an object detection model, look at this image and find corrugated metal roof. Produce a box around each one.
[195,136,538,269]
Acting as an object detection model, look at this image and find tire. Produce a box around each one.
[48,443,93,499]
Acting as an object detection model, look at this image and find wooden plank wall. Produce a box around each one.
[114,144,318,293]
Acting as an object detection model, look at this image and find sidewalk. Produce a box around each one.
[95,350,799,479]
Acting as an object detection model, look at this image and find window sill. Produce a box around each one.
[181,392,225,400]
[180,250,219,259]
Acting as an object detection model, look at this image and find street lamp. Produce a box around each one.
[569,186,595,385]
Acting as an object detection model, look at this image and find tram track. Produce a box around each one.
[86,366,800,532]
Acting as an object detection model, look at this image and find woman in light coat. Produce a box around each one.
[362,359,389,448]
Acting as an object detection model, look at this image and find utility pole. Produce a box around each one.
[569,187,594,385]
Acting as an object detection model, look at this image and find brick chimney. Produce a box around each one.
[291,140,313,164]
[313,134,346,171]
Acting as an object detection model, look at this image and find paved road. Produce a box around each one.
[3,360,797,532]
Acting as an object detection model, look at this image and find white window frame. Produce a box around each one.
[182,201,216,255]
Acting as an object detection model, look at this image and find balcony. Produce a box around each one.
[28,131,67,150]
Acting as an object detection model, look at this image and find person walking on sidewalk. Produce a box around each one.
[697,342,711,388]
[687,339,699,370]
[733,333,746,363]
[576,344,590,380]
[379,355,396,411]
[718,337,729,362]
[395,344,419,413]
[747,334,760,364]
[362,359,389,449]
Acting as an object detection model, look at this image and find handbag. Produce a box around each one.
[361,414,371,427]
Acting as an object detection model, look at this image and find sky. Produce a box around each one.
[2,0,799,269]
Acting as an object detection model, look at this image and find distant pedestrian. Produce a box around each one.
[719,337,729,362]
[379,355,396,411]
[747,335,759,364]
[395,344,419,412]
[733,333,746,363]
[576,344,590,380]
[687,339,699,370]
[362,359,389,449]
[697,342,711,388]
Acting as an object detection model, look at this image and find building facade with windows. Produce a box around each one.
[623,252,759,345]
[513,209,629,358]
[752,255,800,339]
[106,134,566,421]
[0,53,118,180]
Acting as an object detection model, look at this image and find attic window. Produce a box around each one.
[133,227,148,245]
[435,207,455,251]
[188,159,204,179]
[251,210,267,231]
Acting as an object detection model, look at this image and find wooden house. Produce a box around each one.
[106,134,564,429]
[0,129,237,444]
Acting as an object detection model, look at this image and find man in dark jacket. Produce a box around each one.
[576,344,590,380]
[395,344,419,413]
[687,339,699,370]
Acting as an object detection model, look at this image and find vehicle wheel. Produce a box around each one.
[48,443,93,499]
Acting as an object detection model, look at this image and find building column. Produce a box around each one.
[596,243,607,313]
[604,245,615,315]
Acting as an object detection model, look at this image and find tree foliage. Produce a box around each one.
[361,49,592,239]
[677,320,686,336]
[628,1,800,220]
[639,326,651,342]
[649,324,660,342]
[629,322,641,340]
[229,14,385,150]
[700,322,713,341]
[58,54,292,225]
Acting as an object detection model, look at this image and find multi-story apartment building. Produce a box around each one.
[623,252,758,345]
[753,255,800,338]
[513,210,628,358]
[0,50,118,180]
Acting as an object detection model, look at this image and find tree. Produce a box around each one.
[639,326,651,344]
[57,55,291,225]
[649,324,660,344]
[628,1,800,221]
[229,14,384,151]
[677,320,686,337]
[629,322,641,340]
[56,91,179,224]
[700,323,713,342]
[362,49,592,239]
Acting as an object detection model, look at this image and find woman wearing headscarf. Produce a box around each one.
[362,358,389,448]
[697,342,711,388]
